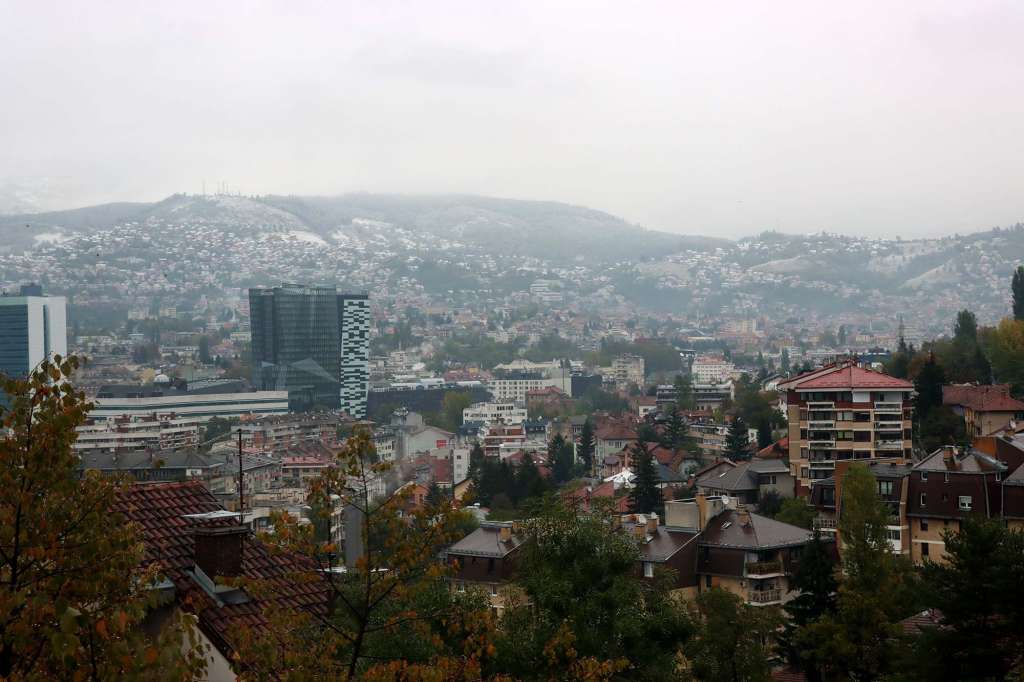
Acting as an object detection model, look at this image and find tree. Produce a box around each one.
[984,318,1024,394]
[953,309,977,343]
[514,453,548,503]
[800,464,918,681]
[913,353,946,422]
[1013,265,1024,320]
[724,416,750,460]
[781,347,790,372]
[756,418,772,449]
[674,373,695,410]
[198,334,212,363]
[838,325,847,347]
[549,434,574,484]
[775,497,815,529]
[628,443,663,516]
[0,357,205,680]
[904,518,1024,681]
[425,480,446,508]
[686,588,778,682]
[491,501,693,680]
[780,532,837,680]
[234,427,492,679]
[439,391,473,432]
[757,489,783,517]
[577,419,596,474]
[662,406,687,452]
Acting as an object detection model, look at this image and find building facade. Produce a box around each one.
[338,294,370,419]
[778,362,914,494]
[0,288,67,379]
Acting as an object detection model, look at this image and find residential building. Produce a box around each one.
[462,401,527,427]
[488,372,570,406]
[444,521,524,616]
[249,285,369,416]
[942,384,1024,437]
[610,354,645,388]
[778,361,914,494]
[237,413,341,454]
[691,356,735,384]
[906,447,1007,564]
[74,415,201,453]
[0,286,67,379]
[695,458,794,506]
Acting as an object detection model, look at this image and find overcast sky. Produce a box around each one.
[2,1,1023,238]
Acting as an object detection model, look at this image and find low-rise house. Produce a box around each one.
[942,384,1024,438]
[696,458,794,506]
[444,521,524,616]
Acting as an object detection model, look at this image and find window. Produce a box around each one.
[705,575,712,589]
[764,475,777,485]
[922,543,930,557]
[490,584,498,596]
[920,493,927,507]
[920,519,929,532]
[944,472,950,483]
[877,481,893,495]
[959,496,972,511]
[487,558,495,573]
[643,562,654,578]
[886,529,901,541]
[458,581,466,593]
[921,471,928,482]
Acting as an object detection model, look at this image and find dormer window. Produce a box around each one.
[959,496,972,511]
[921,471,928,482]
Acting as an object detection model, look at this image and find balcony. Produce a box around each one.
[813,517,838,531]
[748,589,782,605]
[807,402,835,410]
[808,440,835,448]
[875,440,904,451]
[809,460,836,469]
[874,402,903,413]
[808,420,836,429]
[874,421,903,431]
[746,560,784,577]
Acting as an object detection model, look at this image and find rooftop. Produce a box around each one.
[942,384,1024,413]
[778,361,913,391]
[914,448,1006,473]
[700,509,813,550]
[446,523,523,558]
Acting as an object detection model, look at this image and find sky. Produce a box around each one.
[2,0,1024,239]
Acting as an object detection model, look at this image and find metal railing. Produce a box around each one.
[808,421,836,429]
[748,589,782,604]
[875,440,904,450]
[814,517,838,530]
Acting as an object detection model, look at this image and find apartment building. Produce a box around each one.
[609,354,645,388]
[690,356,735,384]
[237,413,341,454]
[462,401,527,427]
[74,415,201,453]
[778,361,914,494]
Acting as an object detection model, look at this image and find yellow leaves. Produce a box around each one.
[144,646,159,664]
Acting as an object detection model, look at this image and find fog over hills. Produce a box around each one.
[1,192,1022,330]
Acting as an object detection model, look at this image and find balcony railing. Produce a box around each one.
[748,589,782,604]
[875,440,904,451]
[874,402,903,413]
[809,460,836,469]
[808,440,835,448]
[746,560,783,576]
[808,421,836,429]
[813,517,838,530]
[807,402,835,410]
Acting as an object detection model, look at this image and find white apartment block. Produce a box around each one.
[462,402,528,426]
[610,354,645,388]
[691,357,735,384]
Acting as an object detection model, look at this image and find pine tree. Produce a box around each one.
[577,419,596,474]
[725,416,750,460]
[1013,266,1024,320]
[914,353,946,422]
[781,347,790,372]
[756,418,773,449]
[628,443,663,515]
[549,434,574,484]
[663,406,687,452]
[674,373,695,409]
[780,532,838,680]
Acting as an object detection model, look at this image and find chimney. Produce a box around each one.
[646,513,659,534]
[498,525,512,543]
[194,525,246,579]
[695,492,709,530]
[943,446,957,470]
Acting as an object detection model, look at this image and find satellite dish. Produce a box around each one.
[720,494,730,506]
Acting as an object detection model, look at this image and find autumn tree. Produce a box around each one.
[234,427,492,680]
[0,356,205,681]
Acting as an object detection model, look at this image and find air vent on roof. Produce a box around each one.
[722,521,732,529]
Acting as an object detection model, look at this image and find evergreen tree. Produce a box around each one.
[198,334,212,363]
[838,325,847,347]
[686,588,779,682]
[515,453,548,502]
[756,418,773,449]
[663,405,687,452]
[425,480,446,508]
[724,416,750,460]
[913,353,946,421]
[674,373,695,410]
[953,309,977,343]
[577,419,596,474]
[549,434,574,484]
[781,347,790,372]
[1013,265,1024,320]
[628,443,663,515]
[781,532,837,680]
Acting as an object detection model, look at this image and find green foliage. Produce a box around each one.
[577,419,596,474]
[775,497,815,529]
[757,489,783,518]
[492,501,693,680]
[0,357,206,680]
[1013,265,1024,320]
[724,416,750,460]
[780,532,837,679]
[674,373,695,410]
[983,318,1024,394]
[549,434,575,484]
[202,415,238,446]
[627,443,663,516]
[685,588,779,682]
[902,518,1024,681]
[436,391,473,432]
[913,353,946,421]
[522,334,580,362]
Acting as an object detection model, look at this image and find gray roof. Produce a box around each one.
[914,448,1006,473]
[446,523,523,558]
[700,509,813,550]
[656,463,686,484]
[635,526,699,562]
[1004,462,1024,487]
[79,449,224,472]
[811,461,914,488]
[697,461,758,491]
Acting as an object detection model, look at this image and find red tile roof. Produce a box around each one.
[114,481,327,660]
[780,361,912,390]
[942,384,1024,413]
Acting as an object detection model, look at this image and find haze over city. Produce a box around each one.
[4,0,1024,238]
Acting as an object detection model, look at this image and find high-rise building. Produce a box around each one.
[778,361,914,495]
[248,285,369,417]
[0,286,67,379]
[338,293,370,419]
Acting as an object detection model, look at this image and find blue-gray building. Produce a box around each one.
[0,286,67,380]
